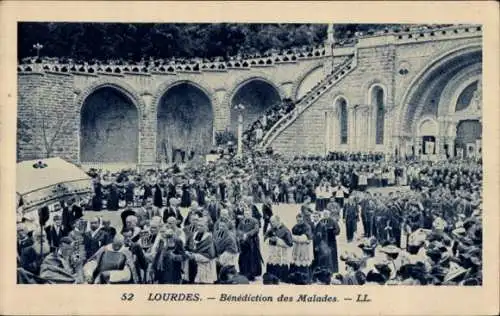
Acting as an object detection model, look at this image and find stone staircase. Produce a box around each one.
[259,54,358,149]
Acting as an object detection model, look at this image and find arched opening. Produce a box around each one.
[230,79,281,133]
[157,82,213,163]
[80,87,139,163]
[335,97,348,145]
[399,47,482,135]
[419,119,438,155]
[371,86,385,145]
[455,120,481,158]
[456,81,479,112]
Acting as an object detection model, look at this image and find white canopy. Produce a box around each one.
[17,157,92,212]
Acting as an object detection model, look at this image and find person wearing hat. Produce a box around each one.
[380,244,401,280]
[341,252,366,285]
[358,237,378,275]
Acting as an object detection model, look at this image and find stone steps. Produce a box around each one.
[259,55,357,149]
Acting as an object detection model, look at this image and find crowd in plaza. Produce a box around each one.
[17,150,482,286]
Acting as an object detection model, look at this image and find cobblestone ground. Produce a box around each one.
[83,186,409,284]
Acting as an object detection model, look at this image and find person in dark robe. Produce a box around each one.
[151,226,186,284]
[153,184,163,208]
[84,217,110,259]
[101,220,116,241]
[206,198,221,224]
[92,181,103,211]
[245,196,262,228]
[361,197,376,237]
[71,197,84,221]
[313,210,340,275]
[39,237,84,284]
[45,214,65,252]
[343,197,358,243]
[214,221,240,276]
[83,234,138,284]
[17,224,34,256]
[262,196,273,234]
[300,196,315,230]
[107,184,120,211]
[143,182,153,202]
[180,183,192,208]
[196,183,206,206]
[61,200,74,232]
[264,215,293,282]
[387,202,403,247]
[218,178,227,202]
[289,213,314,283]
[163,198,184,227]
[237,207,263,281]
[182,213,200,284]
[125,180,136,205]
[122,228,148,283]
[213,208,236,233]
[20,229,50,275]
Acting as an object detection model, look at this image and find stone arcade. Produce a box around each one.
[17,24,482,169]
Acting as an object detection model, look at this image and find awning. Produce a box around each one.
[17,157,93,212]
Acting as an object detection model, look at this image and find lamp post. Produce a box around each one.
[234,103,245,157]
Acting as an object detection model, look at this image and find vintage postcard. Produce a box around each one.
[0,1,499,315]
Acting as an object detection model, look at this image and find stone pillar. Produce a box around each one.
[237,113,243,157]
[363,107,371,151]
[449,137,456,157]
[415,137,422,157]
[139,91,157,169]
[348,107,356,152]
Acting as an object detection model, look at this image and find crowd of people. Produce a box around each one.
[17,151,482,286]
[242,99,296,149]
[19,44,326,70]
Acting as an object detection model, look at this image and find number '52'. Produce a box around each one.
[121,293,134,301]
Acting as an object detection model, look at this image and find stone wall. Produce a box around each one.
[271,44,396,155]
[16,29,481,164]
[17,72,78,162]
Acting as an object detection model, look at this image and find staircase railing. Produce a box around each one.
[259,53,358,149]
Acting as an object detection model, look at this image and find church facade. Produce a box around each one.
[16,24,482,169]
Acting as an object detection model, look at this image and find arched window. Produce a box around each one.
[371,86,385,145]
[339,99,348,144]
